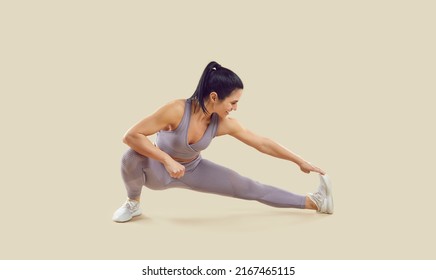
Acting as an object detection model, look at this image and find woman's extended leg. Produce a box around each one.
[179,158,307,209]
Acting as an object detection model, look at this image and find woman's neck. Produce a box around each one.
[191,100,213,122]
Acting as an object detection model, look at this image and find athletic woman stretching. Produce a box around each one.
[113,61,334,222]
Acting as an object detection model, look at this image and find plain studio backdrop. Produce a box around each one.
[1,1,435,259]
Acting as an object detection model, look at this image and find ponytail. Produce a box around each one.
[189,61,243,113]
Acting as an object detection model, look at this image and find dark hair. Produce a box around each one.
[189,61,244,113]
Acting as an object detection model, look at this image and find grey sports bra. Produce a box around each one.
[155,99,219,160]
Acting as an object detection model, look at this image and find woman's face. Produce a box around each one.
[212,89,243,118]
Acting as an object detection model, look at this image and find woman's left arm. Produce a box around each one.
[221,118,325,175]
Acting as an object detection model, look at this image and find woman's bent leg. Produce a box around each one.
[115,149,174,222]
[121,149,148,200]
[121,148,174,199]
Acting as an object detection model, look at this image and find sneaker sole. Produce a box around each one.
[320,174,334,214]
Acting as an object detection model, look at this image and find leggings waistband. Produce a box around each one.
[180,155,202,172]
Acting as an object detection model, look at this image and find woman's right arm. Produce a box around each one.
[122,100,186,178]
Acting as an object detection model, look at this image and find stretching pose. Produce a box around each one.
[113,61,334,222]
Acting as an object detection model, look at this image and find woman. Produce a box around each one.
[113,61,333,223]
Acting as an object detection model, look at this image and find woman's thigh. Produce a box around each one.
[122,148,173,190]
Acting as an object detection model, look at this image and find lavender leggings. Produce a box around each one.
[121,148,306,209]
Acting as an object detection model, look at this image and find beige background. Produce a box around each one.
[1,0,435,259]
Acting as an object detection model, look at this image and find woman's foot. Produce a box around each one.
[112,199,142,222]
[307,174,334,214]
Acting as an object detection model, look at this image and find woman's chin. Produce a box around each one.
[217,112,229,118]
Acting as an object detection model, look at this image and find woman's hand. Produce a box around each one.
[163,157,186,178]
[299,161,325,175]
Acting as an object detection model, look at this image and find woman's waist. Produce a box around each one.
[172,155,200,163]
[155,143,200,163]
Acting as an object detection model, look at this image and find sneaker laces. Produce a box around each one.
[309,187,327,211]
[311,192,324,208]
[124,200,139,211]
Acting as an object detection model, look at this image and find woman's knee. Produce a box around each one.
[230,176,269,200]
[121,149,146,170]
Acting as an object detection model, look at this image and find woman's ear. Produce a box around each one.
[209,92,218,102]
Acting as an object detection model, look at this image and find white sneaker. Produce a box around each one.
[308,174,334,214]
[112,200,142,222]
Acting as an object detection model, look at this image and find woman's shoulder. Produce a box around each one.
[155,99,186,129]
[158,99,186,115]
[215,116,243,136]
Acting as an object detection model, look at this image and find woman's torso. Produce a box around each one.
[155,99,219,163]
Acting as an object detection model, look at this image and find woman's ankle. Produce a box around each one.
[305,196,317,210]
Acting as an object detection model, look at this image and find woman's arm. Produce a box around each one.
[218,117,325,174]
[123,100,186,178]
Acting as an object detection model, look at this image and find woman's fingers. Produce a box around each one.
[301,162,326,175]
[313,165,326,175]
[164,160,186,178]
[171,165,185,178]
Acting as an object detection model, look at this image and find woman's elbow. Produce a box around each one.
[122,132,135,145]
